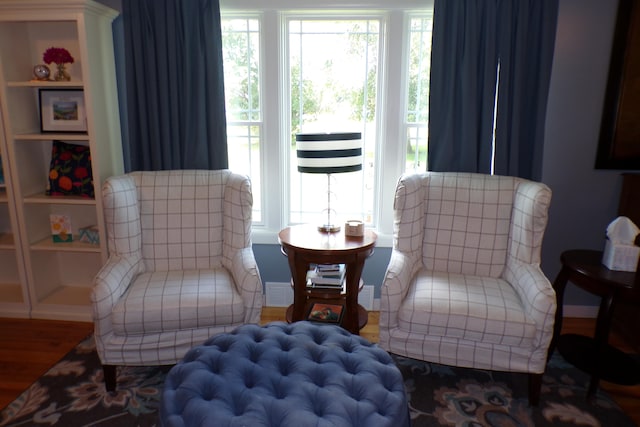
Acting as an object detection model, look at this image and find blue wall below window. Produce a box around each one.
[253,243,391,298]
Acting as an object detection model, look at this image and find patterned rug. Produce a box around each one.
[0,335,636,427]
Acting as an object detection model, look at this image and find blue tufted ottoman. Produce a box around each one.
[160,321,409,427]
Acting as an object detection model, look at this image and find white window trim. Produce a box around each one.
[221,0,434,247]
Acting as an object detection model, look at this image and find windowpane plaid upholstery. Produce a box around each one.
[398,270,537,347]
[381,172,554,375]
[92,170,262,366]
[112,269,244,335]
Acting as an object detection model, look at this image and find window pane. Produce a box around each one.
[222,19,260,121]
[289,19,379,227]
[406,124,428,172]
[222,18,262,222]
[404,16,432,173]
[227,124,262,222]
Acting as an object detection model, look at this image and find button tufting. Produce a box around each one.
[277,338,291,351]
[244,375,256,389]
[342,358,359,375]
[253,330,265,343]
[161,322,409,427]
[308,347,325,363]
[248,345,262,363]
[278,361,290,376]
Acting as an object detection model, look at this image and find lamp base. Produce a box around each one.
[318,224,341,233]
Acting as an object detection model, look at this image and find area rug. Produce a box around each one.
[0,335,636,427]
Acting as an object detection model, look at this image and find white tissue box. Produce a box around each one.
[602,239,640,272]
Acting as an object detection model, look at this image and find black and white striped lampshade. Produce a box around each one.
[296,132,363,174]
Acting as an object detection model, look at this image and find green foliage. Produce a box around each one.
[406,19,431,123]
[350,67,377,122]
[347,30,378,122]
[222,25,260,121]
[290,62,320,142]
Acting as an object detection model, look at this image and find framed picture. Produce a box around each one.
[596,0,640,169]
[307,302,344,324]
[39,89,87,133]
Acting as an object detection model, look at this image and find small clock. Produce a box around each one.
[33,64,50,81]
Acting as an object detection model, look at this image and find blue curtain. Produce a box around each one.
[427,0,558,180]
[120,0,228,171]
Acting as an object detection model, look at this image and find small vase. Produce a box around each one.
[54,63,70,82]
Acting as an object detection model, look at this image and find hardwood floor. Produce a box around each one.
[1,310,639,425]
[0,318,94,408]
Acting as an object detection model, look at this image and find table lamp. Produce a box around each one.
[296,132,362,233]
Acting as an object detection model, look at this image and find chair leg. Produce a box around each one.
[103,365,117,392]
[528,373,543,406]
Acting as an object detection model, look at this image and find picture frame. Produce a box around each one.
[596,0,640,169]
[39,89,87,133]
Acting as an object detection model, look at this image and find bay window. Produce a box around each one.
[221,0,433,245]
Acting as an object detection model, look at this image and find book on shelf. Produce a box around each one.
[306,279,346,292]
[306,264,346,285]
[315,264,342,273]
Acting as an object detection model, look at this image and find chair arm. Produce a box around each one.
[229,247,263,324]
[380,249,421,329]
[90,255,142,338]
[510,180,552,265]
[503,260,556,348]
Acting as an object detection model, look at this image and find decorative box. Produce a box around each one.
[602,239,640,272]
[344,220,364,237]
[50,214,72,243]
[79,225,100,245]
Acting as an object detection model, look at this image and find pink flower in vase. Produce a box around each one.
[43,47,75,81]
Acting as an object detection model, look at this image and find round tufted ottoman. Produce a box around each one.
[160,321,409,427]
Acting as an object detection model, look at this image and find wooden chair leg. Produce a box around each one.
[103,365,117,392]
[528,372,543,406]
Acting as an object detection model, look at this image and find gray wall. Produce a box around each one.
[256,0,631,310]
[541,0,627,309]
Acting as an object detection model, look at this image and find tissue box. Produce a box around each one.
[602,239,640,272]
[78,225,100,245]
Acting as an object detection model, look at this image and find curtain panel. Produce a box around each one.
[120,0,228,171]
[427,0,559,180]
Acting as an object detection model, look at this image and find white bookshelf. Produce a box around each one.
[0,0,124,321]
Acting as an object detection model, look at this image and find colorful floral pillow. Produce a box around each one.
[48,140,94,198]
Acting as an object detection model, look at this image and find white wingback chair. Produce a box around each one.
[91,170,263,391]
[380,172,554,405]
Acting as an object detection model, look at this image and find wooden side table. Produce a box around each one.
[278,224,377,334]
[550,249,640,400]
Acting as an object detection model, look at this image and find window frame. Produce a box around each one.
[220,0,434,247]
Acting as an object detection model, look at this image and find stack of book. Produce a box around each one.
[306,264,346,289]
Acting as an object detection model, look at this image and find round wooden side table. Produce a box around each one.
[550,249,640,400]
[278,224,377,335]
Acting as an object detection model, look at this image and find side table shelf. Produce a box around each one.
[278,224,376,335]
[551,249,640,400]
[557,333,640,386]
[285,302,369,331]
